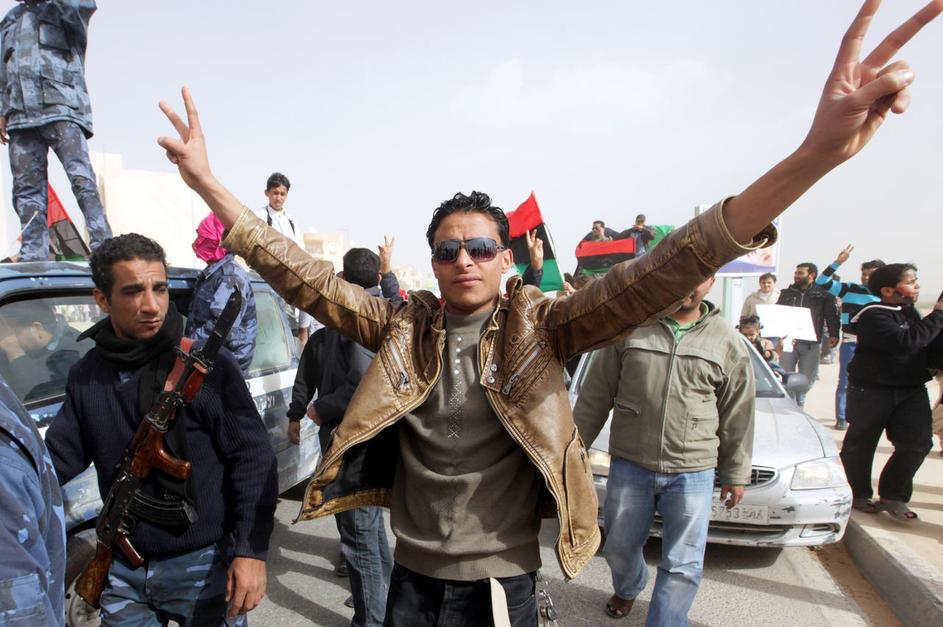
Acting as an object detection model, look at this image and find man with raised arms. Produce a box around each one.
[155,2,941,624]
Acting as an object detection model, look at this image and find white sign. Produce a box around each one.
[755,304,818,342]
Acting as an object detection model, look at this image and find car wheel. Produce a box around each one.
[65,527,101,627]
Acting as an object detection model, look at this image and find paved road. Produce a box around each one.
[250,493,890,627]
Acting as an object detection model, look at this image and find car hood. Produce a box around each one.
[751,396,828,468]
[589,396,829,471]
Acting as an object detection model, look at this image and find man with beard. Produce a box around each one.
[573,276,755,623]
[45,233,278,624]
[776,262,840,407]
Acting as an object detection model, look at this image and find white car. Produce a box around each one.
[568,337,852,547]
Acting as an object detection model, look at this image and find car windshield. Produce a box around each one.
[747,340,784,398]
[0,295,103,407]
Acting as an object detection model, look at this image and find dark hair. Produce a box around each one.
[425,191,509,248]
[1,300,56,332]
[868,263,917,294]
[861,259,886,271]
[635,214,646,223]
[738,314,761,329]
[342,248,381,289]
[592,220,605,228]
[266,172,291,191]
[759,272,776,282]
[797,262,818,277]
[90,233,167,299]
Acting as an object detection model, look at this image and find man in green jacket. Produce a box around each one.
[574,276,755,625]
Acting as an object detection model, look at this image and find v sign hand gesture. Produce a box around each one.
[801,0,943,167]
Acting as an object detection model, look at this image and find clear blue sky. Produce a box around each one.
[3,1,942,297]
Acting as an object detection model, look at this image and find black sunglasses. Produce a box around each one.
[431,237,507,264]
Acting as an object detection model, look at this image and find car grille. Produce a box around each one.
[712,466,777,489]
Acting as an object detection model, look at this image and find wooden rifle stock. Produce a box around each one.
[75,541,113,609]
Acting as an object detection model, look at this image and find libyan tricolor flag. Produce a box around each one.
[575,238,636,276]
[47,183,90,260]
[506,192,564,292]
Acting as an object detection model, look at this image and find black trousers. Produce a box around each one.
[384,563,536,627]
[840,384,932,501]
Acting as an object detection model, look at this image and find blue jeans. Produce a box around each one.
[835,342,856,422]
[336,507,392,627]
[603,458,714,627]
[99,537,246,626]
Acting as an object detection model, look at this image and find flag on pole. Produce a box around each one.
[506,192,564,292]
[47,183,90,260]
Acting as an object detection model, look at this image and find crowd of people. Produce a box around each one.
[2,1,943,627]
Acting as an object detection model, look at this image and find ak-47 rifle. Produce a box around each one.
[75,291,243,608]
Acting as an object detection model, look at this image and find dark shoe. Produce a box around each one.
[606,594,634,619]
[852,498,879,514]
[834,420,848,431]
[335,560,348,578]
[876,499,919,521]
[344,595,355,609]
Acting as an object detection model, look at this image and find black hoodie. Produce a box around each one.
[847,303,943,387]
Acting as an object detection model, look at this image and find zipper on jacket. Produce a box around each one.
[657,323,680,472]
[386,336,410,390]
[502,343,542,395]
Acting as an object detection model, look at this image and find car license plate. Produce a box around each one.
[711,502,769,524]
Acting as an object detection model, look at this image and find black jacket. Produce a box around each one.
[776,283,840,342]
[848,303,943,387]
[287,280,402,425]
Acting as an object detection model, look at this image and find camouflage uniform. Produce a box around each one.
[0,378,66,627]
[0,0,111,261]
[185,253,258,375]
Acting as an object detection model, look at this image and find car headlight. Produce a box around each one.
[790,457,847,490]
[588,449,610,477]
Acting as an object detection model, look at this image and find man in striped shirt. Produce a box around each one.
[816,245,884,430]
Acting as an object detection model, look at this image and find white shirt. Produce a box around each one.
[255,205,315,330]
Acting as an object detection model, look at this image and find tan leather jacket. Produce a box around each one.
[221,199,775,579]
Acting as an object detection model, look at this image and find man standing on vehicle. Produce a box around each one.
[573,276,755,623]
[0,0,113,260]
[45,233,278,624]
[156,3,941,623]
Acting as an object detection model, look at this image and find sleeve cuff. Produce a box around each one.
[691,198,778,270]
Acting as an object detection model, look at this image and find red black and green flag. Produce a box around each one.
[47,183,90,260]
[574,238,636,276]
[507,192,564,292]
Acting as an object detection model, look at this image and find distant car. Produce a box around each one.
[568,336,852,548]
[0,261,321,627]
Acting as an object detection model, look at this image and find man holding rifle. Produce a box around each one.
[45,233,278,624]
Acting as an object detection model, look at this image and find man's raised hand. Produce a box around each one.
[525,229,544,270]
[800,0,942,167]
[157,87,214,194]
[378,235,395,274]
[836,244,855,264]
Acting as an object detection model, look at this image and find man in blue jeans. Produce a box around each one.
[814,245,883,430]
[574,277,755,625]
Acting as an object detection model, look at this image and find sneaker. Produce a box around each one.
[344,595,355,609]
[834,420,848,431]
[335,560,348,578]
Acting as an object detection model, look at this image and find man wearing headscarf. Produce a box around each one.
[187,213,257,374]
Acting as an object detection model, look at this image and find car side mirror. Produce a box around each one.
[783,372,810,393]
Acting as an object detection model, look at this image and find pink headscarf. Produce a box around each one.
[192,213,228,263]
